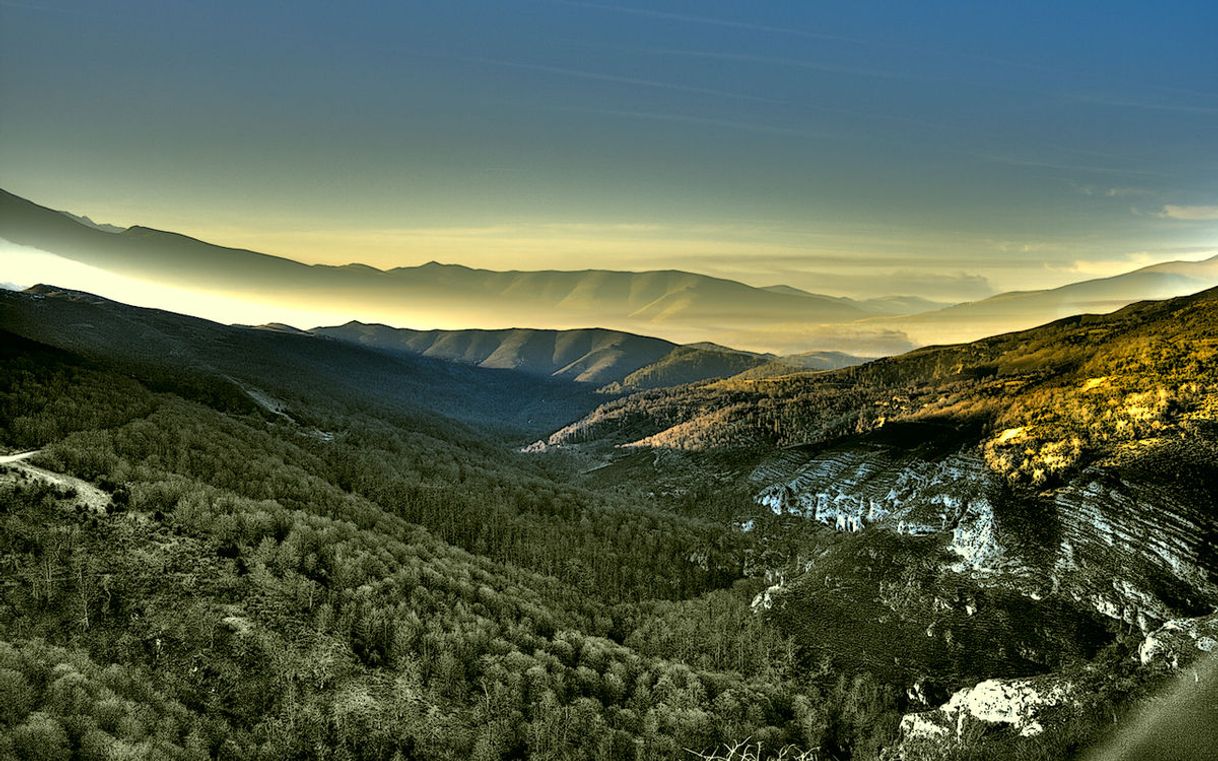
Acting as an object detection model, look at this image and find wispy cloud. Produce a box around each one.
[547,95,943,138]
[1074,94,1218,116]
[555,1,855,44]
[1049,246,1218,277]
[1159,204,1218,221]
[1073,184,1155,198]
[648,48,917,83]
[790,270,995,301]
[1052,253,1166,277]
[0,0,75,13]
[459,55,786,104]
[556,1,1049,73]
[975,152,1171,178]
[555,106,840,141]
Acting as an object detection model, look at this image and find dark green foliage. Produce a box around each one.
[598,345,768,394]
[0,332,894,759]
[0,639,209,761]
[765,530,1114,693]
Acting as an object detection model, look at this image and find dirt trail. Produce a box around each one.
[0,450,40,464]
[1,448,111,512]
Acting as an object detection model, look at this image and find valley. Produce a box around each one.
[1,283,1215,759]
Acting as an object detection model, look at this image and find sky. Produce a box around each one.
[2,0,1217,300]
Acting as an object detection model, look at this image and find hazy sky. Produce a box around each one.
[2,0,1217,299]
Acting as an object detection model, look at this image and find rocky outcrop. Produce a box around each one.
[752,442,995,539]
[1138,612,1218,668]
[891,675,1075,758]
[899,676,1074,739]
[890,611,1218,759]
[751,434,1218,632]
[1049,469,1218,630]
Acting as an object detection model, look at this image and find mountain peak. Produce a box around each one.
[57,210,125,234]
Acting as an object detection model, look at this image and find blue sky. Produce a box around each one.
[1,0,1216,298]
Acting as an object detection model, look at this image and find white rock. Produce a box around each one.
[896,675,1074,750]
[1139,613,1218,668]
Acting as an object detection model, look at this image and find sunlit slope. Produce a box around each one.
[549,286,1218,464]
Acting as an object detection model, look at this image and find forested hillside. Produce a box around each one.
[0,293,903,760]
[1,286,603,438]
[311,322,770,390]
[1,286,1214,760]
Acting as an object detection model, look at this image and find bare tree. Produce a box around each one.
[685,738,825,761]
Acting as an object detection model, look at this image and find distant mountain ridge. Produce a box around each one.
[57,210,126,234]
[4,188,1218,354]
[0,189,925,354]
[311,322,787,391]
[730,349,869,380]
[315,323,679,385]
[875,254,1218,344]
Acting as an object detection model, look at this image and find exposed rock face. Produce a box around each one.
[1050,467,1218,630]
[750,428,1218,632]
[889,675,1076,759]
[750,565,810,612]
[945,678,1074,737]
[946,500,1002,574]
[900,676,1075,739]
[1138,612,1218,668]
[752,438,996,542]
[750,584,780,612]
[752,429,1218,761]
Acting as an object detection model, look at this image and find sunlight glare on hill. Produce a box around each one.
[2,240,354,329]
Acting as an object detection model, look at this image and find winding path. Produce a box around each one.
[1,448,111,511]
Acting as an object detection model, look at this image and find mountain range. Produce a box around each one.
[6,188,1217,356]
[0,189,891,353]
[309,323,763,389]
[878,254,1218,345]
[307,323,865,392]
